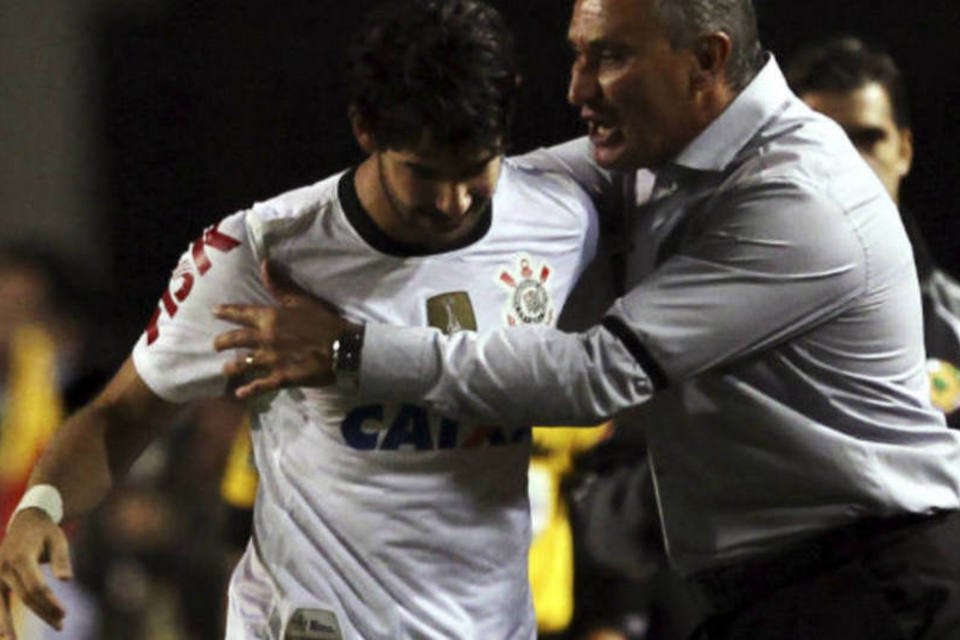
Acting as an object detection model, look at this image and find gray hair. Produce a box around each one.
[652,0,764,91]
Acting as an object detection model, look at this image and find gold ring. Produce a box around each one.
[245,355,255,367]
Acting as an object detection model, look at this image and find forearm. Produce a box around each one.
[29,411,149,521]
[360,322,656,426]
[26,358,178,521]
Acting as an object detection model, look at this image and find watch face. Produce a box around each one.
[333,325,365,391]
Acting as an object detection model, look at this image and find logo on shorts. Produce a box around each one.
[284,607,342,640]
[426,292,477,335]
[498,255,554,326]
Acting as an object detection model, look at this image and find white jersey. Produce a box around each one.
[131,159,598,639]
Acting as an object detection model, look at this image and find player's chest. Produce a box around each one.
[298,249,578,332]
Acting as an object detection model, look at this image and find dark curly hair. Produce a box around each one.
[347,0,518,153]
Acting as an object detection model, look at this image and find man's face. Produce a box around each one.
[567,0,702,169]
[801,82,913,202]
[375,138,502,250]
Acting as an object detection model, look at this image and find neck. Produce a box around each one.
[353,155,401,239]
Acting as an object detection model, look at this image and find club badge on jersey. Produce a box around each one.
[497,254,555,326]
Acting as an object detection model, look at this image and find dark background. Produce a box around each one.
[93,0,960,344]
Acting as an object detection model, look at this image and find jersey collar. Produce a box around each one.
[337,167,493,257]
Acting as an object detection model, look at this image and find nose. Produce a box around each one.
[435,182,472,219]
[567,57,597,106]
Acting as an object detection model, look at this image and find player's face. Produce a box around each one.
[567,0,702,169]
[801,82,913,202]
[376,139,502,249]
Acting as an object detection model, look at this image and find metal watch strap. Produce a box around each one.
[332,323,365,391]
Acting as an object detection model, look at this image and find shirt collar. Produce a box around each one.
[672,54,792,173]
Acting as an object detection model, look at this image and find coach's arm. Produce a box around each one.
[0,358,179,637]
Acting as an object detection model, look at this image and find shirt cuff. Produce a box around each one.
[359,324,439,400]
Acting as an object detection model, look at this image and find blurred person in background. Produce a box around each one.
[0,243,237,639]
[0,242,107,523]
[0,242,106,639]
[787,36,960,430]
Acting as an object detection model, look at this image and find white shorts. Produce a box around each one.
[224,541,274,640]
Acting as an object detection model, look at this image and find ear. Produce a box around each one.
[896,127,914,178]
[690,32,732,92]
[349,107,377,154]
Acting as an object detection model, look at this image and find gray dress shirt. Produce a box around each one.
[359,57,960,574]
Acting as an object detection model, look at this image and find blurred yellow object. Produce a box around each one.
[928,358,960,414]
[0,324,63,529]
[528,424,607,633]
[0,324,65,634]
[220,419,257,509]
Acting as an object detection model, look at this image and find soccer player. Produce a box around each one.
[0,1,598,638]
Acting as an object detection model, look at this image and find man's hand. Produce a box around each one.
[214,260,350,399]
[0,509,73,637]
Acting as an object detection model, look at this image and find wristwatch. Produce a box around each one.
[331,323,365,391]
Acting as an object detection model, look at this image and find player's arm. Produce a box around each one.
[514,137,638,238]
[0,357,180,635]
[514,137,614,196]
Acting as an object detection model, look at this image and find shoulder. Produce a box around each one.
[142,173,351,325]
[497,157,597,225]
[700,112,907,285]
[720,97,897,237]
[245,170,348,259]
[734,96,881,208]
[509,138,619,204]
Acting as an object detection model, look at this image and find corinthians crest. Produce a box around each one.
[498,255,554,326]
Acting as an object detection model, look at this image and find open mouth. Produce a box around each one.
[586,118,622,146]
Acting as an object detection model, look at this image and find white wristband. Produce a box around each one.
[12,484,64,525]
